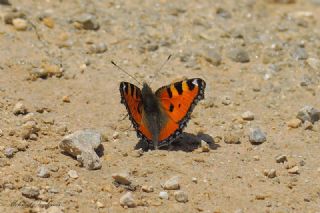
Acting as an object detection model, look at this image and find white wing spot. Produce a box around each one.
[123,84,126,90]
[192,79,198,85]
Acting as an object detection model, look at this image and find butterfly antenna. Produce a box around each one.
[111,61,141,85]
[150,54,173,84]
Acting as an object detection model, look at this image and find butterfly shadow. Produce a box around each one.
[134,132,220,152]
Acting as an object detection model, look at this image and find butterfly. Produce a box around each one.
[119,78,206,149]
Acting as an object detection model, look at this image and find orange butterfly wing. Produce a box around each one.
[119,82,152,142]
[155,78,206,144]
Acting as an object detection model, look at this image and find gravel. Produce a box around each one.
[296,106,320,123]
[68,170,79,179]
[13,102,28,115]
[159,191,169,200]
[249,128,267,144]
[227,48,250,63]
[174,190,188,203]
[112,172,131,185]
[37,165,50,178]
[4,147,16,158]
[275,155,288,163]
[120,192,136,208]
[241,111,255,121]
[59,129,102,170]
[21,186,40,199]
[163,176,180,190]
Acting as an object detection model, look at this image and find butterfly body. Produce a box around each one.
[120,78,206,149]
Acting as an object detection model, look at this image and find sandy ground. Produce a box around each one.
[0,0,320,212]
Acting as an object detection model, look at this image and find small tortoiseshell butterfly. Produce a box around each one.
[119,78,206,149]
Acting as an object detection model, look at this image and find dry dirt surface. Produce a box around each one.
[1,0,320,212]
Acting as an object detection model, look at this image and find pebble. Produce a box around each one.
[89,43,108,54]
[287,118,302,128]
[224,132,241,144]
[275,155,287,163]
[303,120,313,130]
[288,166,299,174]
[74,13,100,30]
[21,186,40,199]
[159,191,169,200]
[4,11,25,24]
[291,47,308,60]
[46,206,63,213]
[131,149,143,157]
[253,155,260,161]
[68,170,79,179]
[4,147,16,158]
[307,58,320,70]
[241,111,255,121]
[270,0,295,3]
[216,7,232,19]
[163,176,180,190]
[37,165,50,178]
[20,120,40,140]
[141,185,154,193]
[202,49,222,66]
[0,129,3,137]
[192,177,198,183]
[12,18,28,31]
[234,209,244,213]
[62,95,70,103]
[200,140,210,152]
[174,190,188,203]
[227,48,250,63]
[13,102,28,115]
[59,129,102,170]
[96,201,105,208]
[249,127,266,144]
[263,169,277,178]
[222,96,231,105]
[296,106,320,123]
[112,172,131,185]
[120,192,136,208]
[42,17,55,28]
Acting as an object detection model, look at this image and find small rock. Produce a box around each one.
[4,147,16,158]
[241,111,254,121]
[120,192,136,208]
[224,132,241,144]
[4,11,25,24]
[200,140,210,152]
[21,186,40,199]
[46,206,63,213]
[249,127,266,144]
[59,130,102,170]
[222,96,231,105]
[216,7,232,19]
[202,49,222,66]
[89,43,108,54]
[192,177,198,183]
[288,166,299,174]
[263,169,277,178]
[96,201,105,208]
[291,47,308,60]
[141,185,154,193]
[307,58,320,70]
[13,102,28,115]
[159,191,169,200]
[20,120,40,140]
[37,165,50,178]
[234,209,244,213]
[42,17,55,28]
[12,18,28,31]
[269,0,295,3]
[163,176,180,190]
[275,155,287,163]
[287,118,302,128]
[62,95,70,103]
[174,190,188,203]
[253,155,260,161]
[74,13,99,30]
[227,48,250,63]
[112,172,131,185]
[296,106,320,123]
[303,120,313,130]
[0,129,3,137]
[68,170,79,179]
